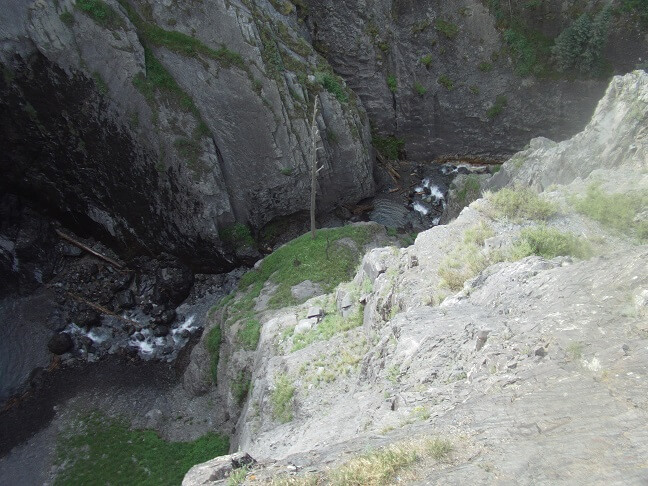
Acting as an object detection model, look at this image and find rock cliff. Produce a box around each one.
[184,71,648,484]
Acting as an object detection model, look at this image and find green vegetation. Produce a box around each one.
[438,223,496,291]
[315,71,349,103]
[420,54,433,68]
[456,174,481,203]
[487,186,558,221]
[238,318,261,350]
[372,135,405,160]
[60,10,75,26]
[220,223,255,247]
[91,71,108,95]
[621,0,648,25]
[54,412,229,486]
[292,306,363,352]
[386,74,398,93]
[486,94,508,119]
[503,27,553,77]
[231,371,251,405]
[566,341,584,360]
[280,167,294,176]
[227,466,250,486]
[434,19,459,39]
[239,225,380,309]
[413,82,427,96]
[75,0,124,29]
[478,61,493,72]
[571,184,648,242]
[328,438,452,486]
[271,373,295,423]
[512,225,592,260]
[206,326,222,382]
[469,85,480,94]
[411,19,431,34]
[552,8,611,76]
[437,74,454,90]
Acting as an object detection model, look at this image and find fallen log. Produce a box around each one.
[55,229,125,270]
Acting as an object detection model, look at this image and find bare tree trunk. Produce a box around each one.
[310,97,320,239]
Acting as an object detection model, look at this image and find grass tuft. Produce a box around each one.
[291,306,364,352]
[238,318,261,350]
[512,225,592,260]
[271,373,295,423]
[75,0,124,29]
[487,186,558,221]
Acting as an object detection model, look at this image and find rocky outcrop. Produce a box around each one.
[185,71,648,483]
[301,0,647,160]
[0,0,375,270]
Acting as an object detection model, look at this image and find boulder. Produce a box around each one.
[47,332,73,355]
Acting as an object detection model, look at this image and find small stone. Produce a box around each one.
[153,325,169,337]
[535,347,547,357]
[115,289,135,310]
[295,318,316,334]
[306,307,323,319]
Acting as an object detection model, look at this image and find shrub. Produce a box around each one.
[413,82,427,96]
[372,135,405,160]
[552,8,611,75]
[271,373,295,423]
[437,74,454,90]
[420,54,433,68]
[478,61,493,72]
[434,19,459,39]
[487,187,558,221]
[315,71,348,103]
[621,0,648,26]
[386,74,398,93]
[486,95,508,119]
[503,28,552,77]
[512,225,592,259]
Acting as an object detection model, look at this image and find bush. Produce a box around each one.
[271,373,295,423]
[420,54,433,68]
[315,71,349,103]
[552,8,611,75]
[413,82,427,96]
[488,187,558,221]
[512,225,591,259]
[373,135,405,160]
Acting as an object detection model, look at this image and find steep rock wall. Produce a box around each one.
[0,0,375,269]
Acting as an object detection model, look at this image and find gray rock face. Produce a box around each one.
[0,0,375,269]
[182,452,255,486]
[301,0,647,160]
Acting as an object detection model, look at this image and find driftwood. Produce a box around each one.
[52,287,141,327]
[56,229,125,270]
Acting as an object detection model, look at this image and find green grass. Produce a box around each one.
[413,82,427,96]
[315,71,349,103]
[478,61,493,72]
[271,373,295,423]
[206,325,222,383]
[238,318,261,350]
[487,186,558,221]
[54,412,229,486]
[456,174,481,203]
[372,135,405,160]
[291,306,364,352]
[439,232,492,291]
[486,95,508,119]
[238,225,380,309]
[571,183,648,242]
[512,225,592,260]
[420,54,433,68]
[386,74,398,93]
[435,19,459,39]
[75,0,124,29]
[437,74,454,90]
[231,371,251,405]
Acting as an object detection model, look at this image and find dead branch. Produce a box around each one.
[56,229,125,270]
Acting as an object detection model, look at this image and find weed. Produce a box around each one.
[463,221,495,246]
[386,364,400,383]
[227,466,250,485]
[54,412,228,486]
[413,82,427,96]
[437,74,454,90]
[372,135,405,160]
[231,371,251,405]
[271,373,295,423]
[486,95,508,119]
[411,19,431,34]
[469,85,480,94]
[280,167,293,176]
[420,54,433,68]
[487,187,558,221]
[435,19,459,39]
[512,225,592,260]
[386,74,398,93]
[292,306,364,352]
